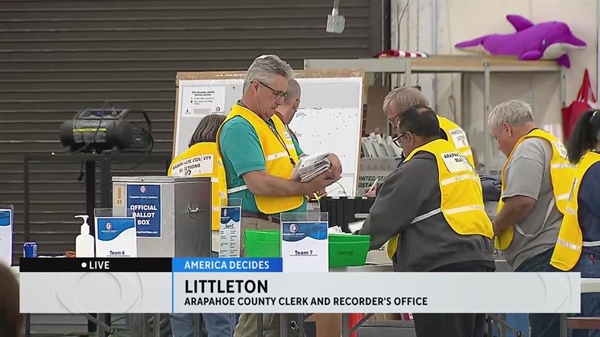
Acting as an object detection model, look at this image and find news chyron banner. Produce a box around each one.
[19,257,581,314]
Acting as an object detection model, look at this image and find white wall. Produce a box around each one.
[392,0,598,172]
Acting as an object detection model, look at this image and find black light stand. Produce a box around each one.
[23,153,171,337]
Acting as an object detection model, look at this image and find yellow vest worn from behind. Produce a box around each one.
[550,151,600,271]
[386,139,494,259]
[216,104,303,215]
[495,129,575,250]
[167,142,227,231]
[437,115,476,168]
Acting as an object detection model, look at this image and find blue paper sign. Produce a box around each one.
[96,217,136,242]
[127,184,161,238]
[95,217,137,257]
[219,205,242,257]
[281,221,329,273]
[281,222,328,242]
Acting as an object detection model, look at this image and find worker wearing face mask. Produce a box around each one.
[358,104,495,337]
[367,87,481,263]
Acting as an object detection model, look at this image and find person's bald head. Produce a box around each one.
[394,104,440,156]
[275,79,302,124]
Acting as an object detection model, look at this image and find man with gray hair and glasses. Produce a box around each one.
[216,55,342,337]
[488,99,575,337]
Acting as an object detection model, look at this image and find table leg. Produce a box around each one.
[297,313,305,336]
[341,314,349,337]
[193,314,202,337]
[25,314,31,337]
[142,314,150,337]
[499,313,507,337]
[98,313,107,337]
[280,314,289,337]
[560,313,568,337]
[485,314,493,337]
[153,314,161,337]
[257,313,263,337]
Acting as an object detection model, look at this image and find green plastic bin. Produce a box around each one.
[244,229,280,258]
[244,230,370,267]
[329,234,371,268]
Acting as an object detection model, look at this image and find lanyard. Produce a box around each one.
[268,120,296,166]
[285,125,299,143]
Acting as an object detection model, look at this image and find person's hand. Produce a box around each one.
[306,171,341,194]
[364,188,377,198]
[327,154,342,178]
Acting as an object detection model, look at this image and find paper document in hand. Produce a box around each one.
[291,153,332,182]
[299,160,331,182]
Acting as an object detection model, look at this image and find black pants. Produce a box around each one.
[412,261,494,337]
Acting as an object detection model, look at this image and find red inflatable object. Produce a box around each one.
[374,49,428,58]
[348,313,364,337]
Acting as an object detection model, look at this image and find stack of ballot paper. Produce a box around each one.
[291,152,332,182]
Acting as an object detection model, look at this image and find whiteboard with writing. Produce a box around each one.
[174,71,364,196]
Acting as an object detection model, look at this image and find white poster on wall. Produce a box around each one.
[181,86,226,118]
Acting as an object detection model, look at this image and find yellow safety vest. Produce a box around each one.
[437,115,476,168]
[167,142,227,231]
[216,104,303,214]
[550,151,600,271]
[386,139,493,258]
[495,129,575,250]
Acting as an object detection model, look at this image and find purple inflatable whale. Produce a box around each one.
[454,14,586,68]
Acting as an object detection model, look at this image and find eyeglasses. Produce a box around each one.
[388,113,400,126]
[257,81,288,99]
[392,131,407,147]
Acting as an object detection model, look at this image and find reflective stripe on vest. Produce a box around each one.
[386,139,493,259]
[550,151,600,271]
[216,104,304,214]
[495,129,576,250]
[227,150,291,194]
[168,142,227,231]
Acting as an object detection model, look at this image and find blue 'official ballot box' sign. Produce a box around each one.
[126,184,161,238]
[18,257,581,315]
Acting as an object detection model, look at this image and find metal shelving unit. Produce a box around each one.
[304,56,566,173]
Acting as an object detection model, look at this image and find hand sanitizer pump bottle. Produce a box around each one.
[75,215,95,257]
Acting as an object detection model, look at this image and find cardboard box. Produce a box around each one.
[365,86,390,134]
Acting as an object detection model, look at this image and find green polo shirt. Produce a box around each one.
[219,114,306,215]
